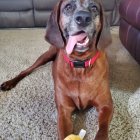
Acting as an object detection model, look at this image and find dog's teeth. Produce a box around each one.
[77,37,89,46]
[85,37,89,44]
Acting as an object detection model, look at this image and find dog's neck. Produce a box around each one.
[63,47,100,68]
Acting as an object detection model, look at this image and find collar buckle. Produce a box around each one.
[73,61,85,68]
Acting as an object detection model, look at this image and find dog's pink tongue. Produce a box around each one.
[66,33,87,54]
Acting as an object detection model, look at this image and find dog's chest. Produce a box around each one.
[57,66,100,109]
[68,78,98,109]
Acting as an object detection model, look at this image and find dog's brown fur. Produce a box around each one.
[1,0,113,140]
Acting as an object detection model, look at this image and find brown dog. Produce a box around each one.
[1,0,113,140]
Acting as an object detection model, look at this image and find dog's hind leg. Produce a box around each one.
[0,46,58,91]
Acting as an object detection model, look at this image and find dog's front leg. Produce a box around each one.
[57,107,74,140]
[94,93,113,140]
[56,96,75,140]
[94,105,113,140]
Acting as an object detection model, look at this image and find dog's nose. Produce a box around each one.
[74,11,92,27]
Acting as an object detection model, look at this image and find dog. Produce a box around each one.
[0,0,113,139]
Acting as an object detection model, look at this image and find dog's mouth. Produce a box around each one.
[66,31,90,55]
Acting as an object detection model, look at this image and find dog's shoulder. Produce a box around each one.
[96,51,109,71]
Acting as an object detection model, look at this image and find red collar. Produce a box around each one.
[63,51,100,68]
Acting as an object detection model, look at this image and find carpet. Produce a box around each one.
[0,28,140,140]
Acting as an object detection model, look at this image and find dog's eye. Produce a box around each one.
[89,5,98,12]
[63,3,76,14]
[65,4,73,12]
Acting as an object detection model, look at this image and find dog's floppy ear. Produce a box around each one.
[45,1,64,48]
[96,1,112,49]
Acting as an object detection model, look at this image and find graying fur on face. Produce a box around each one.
[61,0,100,42]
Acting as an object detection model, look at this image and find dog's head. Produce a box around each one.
[45,0,105,55]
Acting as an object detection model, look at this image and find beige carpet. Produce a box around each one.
[0,28,140,140]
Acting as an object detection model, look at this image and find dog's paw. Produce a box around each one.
[0,80,17,91]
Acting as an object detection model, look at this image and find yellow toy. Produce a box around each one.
[64,129,86,140]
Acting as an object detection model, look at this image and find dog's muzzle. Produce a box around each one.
[74,11,92,27]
